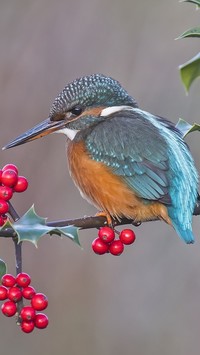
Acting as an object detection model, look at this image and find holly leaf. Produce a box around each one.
[49,226,81,247]
[0,259,7,280]
[176,118,200,137]
[12,205,53,246]
[179,53,200,92]
[57,226,81,247]
[0,219,16,237]
[180,0,200,7]
[178,27,200,39]
[12,205,80,247]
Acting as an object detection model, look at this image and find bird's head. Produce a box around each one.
[3,73,138,149]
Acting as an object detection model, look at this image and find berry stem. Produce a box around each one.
[7,201,24,323]
[8,202,22,274]
[8,201,20,222]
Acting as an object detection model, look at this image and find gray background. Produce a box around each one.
[0,1,200,354]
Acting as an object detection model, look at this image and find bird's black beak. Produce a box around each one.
[2,118,66,150]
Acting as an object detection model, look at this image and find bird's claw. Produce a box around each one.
[95,211,114,227]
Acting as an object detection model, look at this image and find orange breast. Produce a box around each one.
[67,140,171,225]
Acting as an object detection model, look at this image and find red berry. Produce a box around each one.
[20,306,36,321]
[1,169,18,188]
[16,272,31,287]
[35,313,49,329]
[0,170,2,183]
[22,286,36,299]
[1,301,17,317]
[0,186,13,201]
[109,240,124,256]
[13,176,28,193]
[7,287,22,302]
[119,229,136,245]
[31,293,48,311]
[1,274,16,287]
[2,164,18,175]
[92,237,109,255]
[98,226,115,243]
[0,200,9,214]
[21,320,35,333]
[0,285,8,300]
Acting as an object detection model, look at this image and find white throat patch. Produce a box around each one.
[55,128,79,140]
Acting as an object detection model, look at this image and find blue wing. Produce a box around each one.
[85,109,172,204]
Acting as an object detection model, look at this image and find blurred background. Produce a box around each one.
[0,0,200,354]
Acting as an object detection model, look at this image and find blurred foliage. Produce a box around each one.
[176,118,200,136]
[180,0,200,6]
[179,2,200,91]
[179,53,200,92]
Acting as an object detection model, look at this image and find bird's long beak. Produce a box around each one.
[2,118,65,150]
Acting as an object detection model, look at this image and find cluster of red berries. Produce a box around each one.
[0,164,28,226]
[92,227,136,256]
[0,272,48,333]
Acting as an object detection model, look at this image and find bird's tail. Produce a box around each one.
[171,221,195,244]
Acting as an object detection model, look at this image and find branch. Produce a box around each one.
[1,195,199,238]
[47,215,141,228]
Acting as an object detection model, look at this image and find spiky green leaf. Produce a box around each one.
[180,0,200,7]
[13,205,53,246]
[0,259,7,280]
[0,219,16,237]
[178,27,200,39]
[58,226,81,247]
[176,118,193,136]
[12,205,80,247]
[176,118,200,137]
[179,53,200,92]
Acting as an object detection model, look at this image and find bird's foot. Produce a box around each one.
[95,211,113,227]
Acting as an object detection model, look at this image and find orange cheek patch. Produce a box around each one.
[79,107,106,117]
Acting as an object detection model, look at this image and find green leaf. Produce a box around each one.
[58,226,81,247]
[13,205,53,246]
[179,53,200,92]
[176,118,193,136]
[0,219,16,236]
[176,118,200,137]
[12,205,80,247]
[0,259,7,280]
[180,0,200,7]
[184,122,200,135]
[178,27,200,39]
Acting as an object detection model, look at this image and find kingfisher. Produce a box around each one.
[3,74,199,244]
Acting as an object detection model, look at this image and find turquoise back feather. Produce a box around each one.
[83,108,198,243]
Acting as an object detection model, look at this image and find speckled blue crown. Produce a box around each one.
[49,74,138,117]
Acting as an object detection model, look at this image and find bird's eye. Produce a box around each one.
[70,105,83,116]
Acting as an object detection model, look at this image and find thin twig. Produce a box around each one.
[8,201,23,324]
[8,202,22,274]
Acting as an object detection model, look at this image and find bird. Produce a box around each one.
[3,73,199,244]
